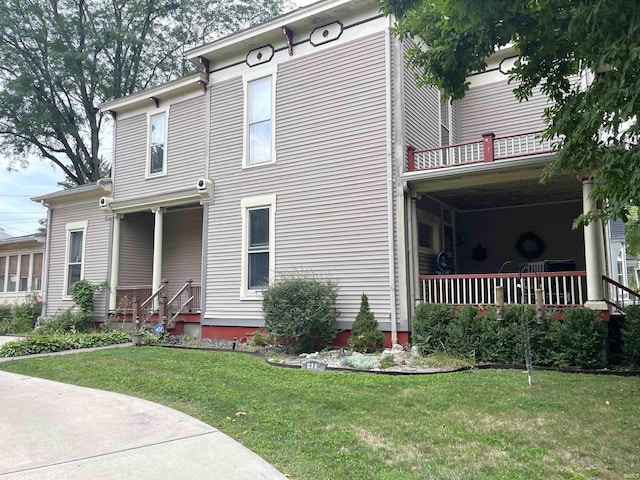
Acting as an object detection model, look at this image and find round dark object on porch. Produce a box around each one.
[516,231,545,259]
[436,250,454,274]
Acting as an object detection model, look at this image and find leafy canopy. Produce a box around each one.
[0,0,291,186]
[380,0,640,224]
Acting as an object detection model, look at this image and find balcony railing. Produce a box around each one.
[418,271,587,307]
[407,131,557,172]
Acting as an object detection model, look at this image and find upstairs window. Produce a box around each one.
[0,256,5,292]
[148,111,167,176]
[243,66,276,167]
[7,255,17,292]
[19,254,29,292]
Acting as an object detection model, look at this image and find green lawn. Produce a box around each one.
[1,347,639,479]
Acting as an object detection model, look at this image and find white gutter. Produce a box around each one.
[385,14,398,344]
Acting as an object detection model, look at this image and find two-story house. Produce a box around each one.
[33,0,619,344]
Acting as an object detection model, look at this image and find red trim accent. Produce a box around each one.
[407,145,416,172]
[419,271,586,281]
[482,132,495,162]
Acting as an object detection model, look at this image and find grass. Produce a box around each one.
[1,347,639,479]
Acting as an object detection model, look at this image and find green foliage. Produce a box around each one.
[622,305,640,366]
[411,303,454,353]
[0,331,130,357]
[380,0,640,223]
[0,0,292,186]
[249,329,270,347]
[626,207,640,259]
[36,308,88,334]
[70,280,106,318]
[348,293,385,353]
[0,294,43,334]
[340,352,381,370]
[262,274,338,353]
[411,304,608,368]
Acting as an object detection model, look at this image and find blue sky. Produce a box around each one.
[0,0,316,238]
[0,158,65,237]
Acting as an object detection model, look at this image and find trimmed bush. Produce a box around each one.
[263,274,338,353]
[349,293,385,353]
[0,331,131,357]
[621,305,640,366]
[411,303,454,353]
[410,304,608,368]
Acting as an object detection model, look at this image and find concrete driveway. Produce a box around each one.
[0,370,288,479]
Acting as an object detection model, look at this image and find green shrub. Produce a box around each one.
[70,279,106,319]
[349,293,385,353]
[0,295,42,335]
[0,304,12,323]
[446,305,485,360]
[549,308,607,368]
[622,305,640,365]
[340,352,380,370]
[36,308,87,334]
[249,329,270,347]
[263,274,338,353]
[411,303,454,353]
[0,331,131,357]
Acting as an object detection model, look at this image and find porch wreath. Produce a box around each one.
[516,231,545,260]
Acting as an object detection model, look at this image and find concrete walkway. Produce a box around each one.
[0,346,288,479]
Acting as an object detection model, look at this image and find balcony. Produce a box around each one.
[407,131,557,172]
[419,271,587,307]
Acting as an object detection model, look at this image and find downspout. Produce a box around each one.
[385,14,398,344]
[40,202,52,317]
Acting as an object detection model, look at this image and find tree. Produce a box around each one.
[0,0,291,186]
[626,207,640,258]
[380,0,640,224]
[348,293,385,353]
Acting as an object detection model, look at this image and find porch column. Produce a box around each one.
[109,214,122,311]
[582,178,607,309]
[410,194,420,306]
[152,207,164,301]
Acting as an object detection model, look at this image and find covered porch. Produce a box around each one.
[404,133,607,310]
[109,204,203,326]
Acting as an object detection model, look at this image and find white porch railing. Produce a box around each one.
[418,271,587,307]
[408,130,557,171]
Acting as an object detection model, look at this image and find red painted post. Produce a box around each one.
[482,132,495,162]
[407,145,416,171]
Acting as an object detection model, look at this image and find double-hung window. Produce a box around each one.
[243,66,276,167]
[64,221,87,296]
[148,111,167,176]
[241,195,276,297]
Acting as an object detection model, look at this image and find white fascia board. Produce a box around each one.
[99,72,207,115]
[107,188,203,215]
[402,153,556,185]
[185,0,379,63]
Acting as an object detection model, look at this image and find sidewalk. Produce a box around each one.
[0,355,288,479]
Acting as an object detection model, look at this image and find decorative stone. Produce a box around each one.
[391,343,404,353]
[410,346,422,358]
[301,360,328,371]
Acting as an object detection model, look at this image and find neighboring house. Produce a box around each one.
[33,0,623,343]
[0,232,45,305]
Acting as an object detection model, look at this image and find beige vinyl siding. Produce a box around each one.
[206,32,391,327]
[112,96,206,202]
[162,207,203,299]
[45,201,110,318]
[112,114,146,200]
[457,80,549,143]
[119,211,154,287]
[403,40,440,151]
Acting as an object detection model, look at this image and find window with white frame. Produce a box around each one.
[148,111,167,175]
[7,255,17,292]
[64,221,87,296]
[0,256,5,293]
[241,195,276,296]
[244,67,276,167]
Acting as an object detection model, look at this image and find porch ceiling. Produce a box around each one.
[417,173,582,211]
